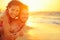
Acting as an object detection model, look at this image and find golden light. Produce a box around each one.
[26,16,35,27]
[0,0,60,12]
[0,1,60,39]
[0,0,11,11]
[20,0,60,27]
[20,0,60,12]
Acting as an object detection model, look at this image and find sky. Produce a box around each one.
[0,0,60,12]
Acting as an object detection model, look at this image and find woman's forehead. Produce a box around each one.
[10,5,21,9]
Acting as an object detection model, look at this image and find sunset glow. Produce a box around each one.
[0,0,60,12]
[0,0,60,40]
[0,0,60,27]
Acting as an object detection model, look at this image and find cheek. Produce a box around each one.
[8,10,14,18]
[8,11,12,16]
[9,11,12,16]
[9,12,13,18]
[8,9,12,15]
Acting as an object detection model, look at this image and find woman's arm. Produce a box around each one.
[3,14,10,35]
[3,14,16,40]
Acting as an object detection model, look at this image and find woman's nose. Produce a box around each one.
[13,11,17,14]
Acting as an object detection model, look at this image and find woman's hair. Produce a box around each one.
[7,1,27,11]
[6,1,28,24]
[7,1,21,8]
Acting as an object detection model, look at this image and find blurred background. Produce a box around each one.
[0,0,60,40]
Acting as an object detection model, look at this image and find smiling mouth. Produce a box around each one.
[11,15,16,18]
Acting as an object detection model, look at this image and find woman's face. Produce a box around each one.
[8,5,20,18]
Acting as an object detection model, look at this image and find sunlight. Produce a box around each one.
[0,0,60,12]
[26,16,34,27]
[0,0,11,11]
[20,0,60,12]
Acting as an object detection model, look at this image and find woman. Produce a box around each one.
[0,1,28,40]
